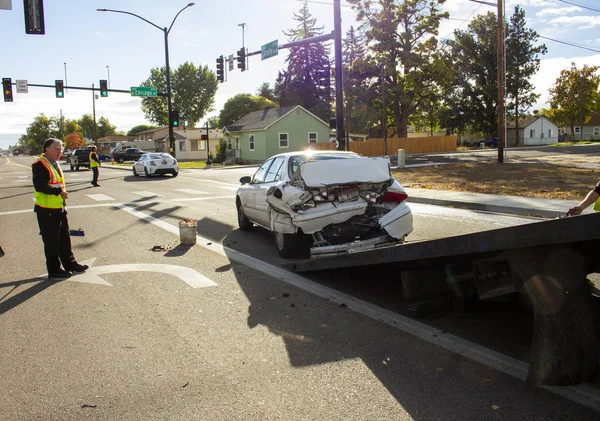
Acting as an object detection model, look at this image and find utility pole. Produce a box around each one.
[497,0,505,163]
[382,63,387,156]
[92,83,97,141]
[333,0,344,151]
[238,23,248,70]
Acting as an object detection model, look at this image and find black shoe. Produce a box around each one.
[93,184,100,187]
[70,264,89,273]
[48,269,71,280]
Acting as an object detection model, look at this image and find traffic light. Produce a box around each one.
[236,48,246,72]
[2,78,13,102]
[216,55,224,83]
[99,79,108,97]
[55,80,64,98]
[170,110,179,128]
[23,0,45,35]
[200,134,208,140]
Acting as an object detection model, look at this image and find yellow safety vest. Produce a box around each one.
[89,151,99,168]
[594,197,600,212]
[33,155,65,209]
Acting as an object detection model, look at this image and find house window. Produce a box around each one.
[191,141,199,151]
[529,129,535,138]
[179,140,186,151]
[199,140,206,150]
[227,138,232,150]
[548,129,553,138]
[594,127,600,137]
[279,133,289,148]
[558,128,565,135]
[575,126,581,134]
[308,132,317,143]
[249,134,255,151]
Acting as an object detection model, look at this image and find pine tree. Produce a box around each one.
[274,1,332,122]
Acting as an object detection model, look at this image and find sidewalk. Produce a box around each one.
[103,163,592,219]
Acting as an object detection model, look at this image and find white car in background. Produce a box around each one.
[236,150,413,258]
[132,153,179,178]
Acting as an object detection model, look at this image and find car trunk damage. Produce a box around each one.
[265,157,413,257]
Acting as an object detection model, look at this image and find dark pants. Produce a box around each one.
[92,166,99,185]
[36,212,76,273]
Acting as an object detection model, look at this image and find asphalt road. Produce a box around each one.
[0,155,598,420]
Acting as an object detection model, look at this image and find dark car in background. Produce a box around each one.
[470,137,498,148]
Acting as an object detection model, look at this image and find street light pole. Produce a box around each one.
[106,65,110,89]
[97,3,195,156]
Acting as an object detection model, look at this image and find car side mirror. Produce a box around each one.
[240,176,251,185]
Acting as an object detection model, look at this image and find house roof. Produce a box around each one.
[506,115,558,129]
[582,111,600,126]
[225,105,327,132]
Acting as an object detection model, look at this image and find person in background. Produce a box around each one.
[89,145,101,187]
[567,181,600,216]
[32,138,88,279]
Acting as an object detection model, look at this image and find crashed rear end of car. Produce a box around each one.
[266,156,413,258]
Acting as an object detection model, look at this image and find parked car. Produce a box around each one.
[98,153,111,162]
[236,151,413,258]
[132,153,179,177]
[471,137,498,148]
[112,148,144,163]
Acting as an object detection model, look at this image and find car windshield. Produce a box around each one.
[289,153,358,176]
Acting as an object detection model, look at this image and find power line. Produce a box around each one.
[538,35,600,53]
[558,0,600,14]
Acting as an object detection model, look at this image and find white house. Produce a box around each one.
[506,115,559,146]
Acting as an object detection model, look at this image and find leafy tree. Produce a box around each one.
[549,62,600,140]
[205,116,219,129]
[140,62,218,127]
[256,83,277,103]
[127,125,156,136]
[218,94,279,127]
[64,132,85,150]
[274,0,331,122]
[96,116,117,139]
[18,114,58,154]
[215,140,227,164]
[446,12,499,137]
[348,0,449,138]
[77,114,96,140]
[505,6,547,145]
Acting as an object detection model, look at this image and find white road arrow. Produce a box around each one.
[41,259,217,288]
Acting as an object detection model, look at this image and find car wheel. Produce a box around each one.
[118,157,124,163]
[236,199,253,231]
[274,231,298,258]
[70,165,74,171]
[172,171,178,177]
[133,167,138,177]
[144,167,149,177]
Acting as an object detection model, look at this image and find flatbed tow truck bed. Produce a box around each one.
[287,213,600,387]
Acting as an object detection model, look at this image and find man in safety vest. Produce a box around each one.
[32,138,89,279]
[89,145,101,187]
[568,181,600,216]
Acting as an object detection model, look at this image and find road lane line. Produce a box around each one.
[87,194,115,201]
[133,191,164,197]
[175,189,210,195]
[173,195,234,202]
[113,203,600,412]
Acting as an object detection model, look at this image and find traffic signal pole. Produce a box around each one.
[333,0,345,151]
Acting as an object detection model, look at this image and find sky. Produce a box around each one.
[1,0,600,150]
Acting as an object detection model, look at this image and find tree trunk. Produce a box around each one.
[510,247,600,385]
[515,97,520,147]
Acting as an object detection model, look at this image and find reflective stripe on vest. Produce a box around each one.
[34,155,65,209]
[90,151,99,168]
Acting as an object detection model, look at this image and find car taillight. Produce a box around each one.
[382,191,408,203]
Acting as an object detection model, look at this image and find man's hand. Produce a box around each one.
[60,191,69,200]
[567,205,583,216]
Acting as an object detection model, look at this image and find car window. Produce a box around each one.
[252,159,273,184]
[139,155,147,161]
[149,154,162,159]
[264,157,285,182]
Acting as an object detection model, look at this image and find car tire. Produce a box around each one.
[144,167,149,177]
[172,171,178,177]
[133,167,138,177]
[237,199,253,231]
[118,157,124,163]
[274,231,298,258]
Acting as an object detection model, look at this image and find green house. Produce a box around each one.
[223,105,331,163]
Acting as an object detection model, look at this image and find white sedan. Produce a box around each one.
[236,150,413,258]
[132,153,179,177]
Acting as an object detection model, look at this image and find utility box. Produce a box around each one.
[397,149,405,168]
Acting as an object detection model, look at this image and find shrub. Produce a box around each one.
[215,140,227,163]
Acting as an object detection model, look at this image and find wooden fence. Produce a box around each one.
[307,135,457,156]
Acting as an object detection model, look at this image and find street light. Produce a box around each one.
[97,3,195,155]
[106,65,110,89]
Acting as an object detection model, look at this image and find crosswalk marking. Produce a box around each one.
[175,189,210,195]
[87,194,115,201]
[174,195,235,202]
[132,191,164,197]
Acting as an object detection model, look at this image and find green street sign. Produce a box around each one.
[130,86,157,97]
[261,40,278,60]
